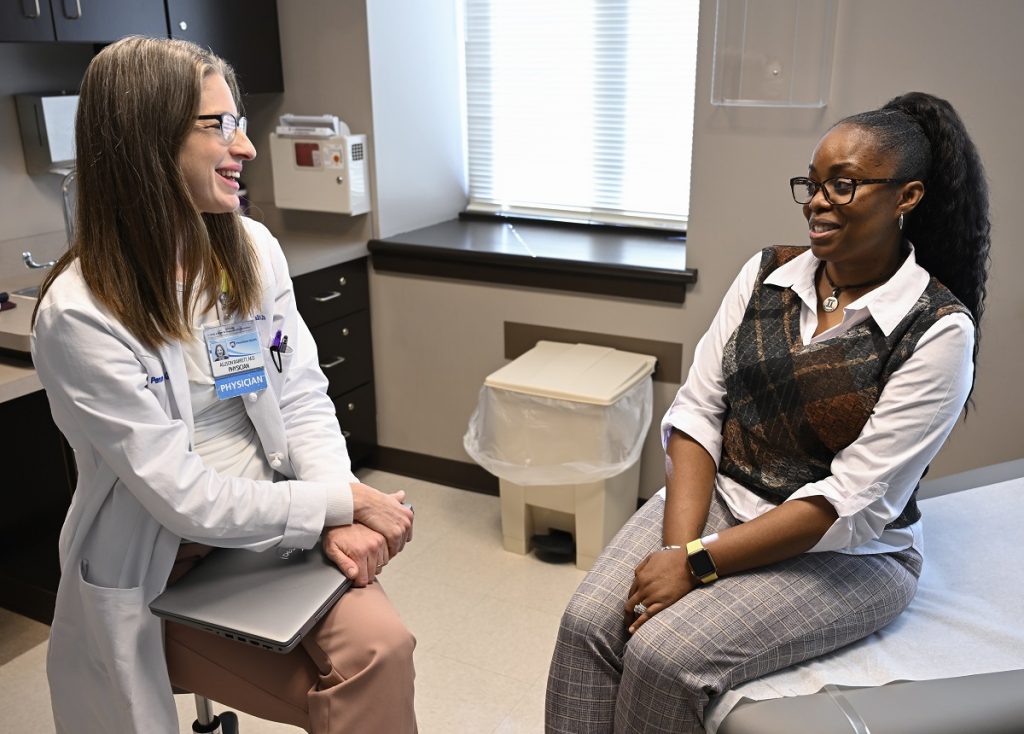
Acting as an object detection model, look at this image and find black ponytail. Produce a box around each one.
[840,92,991,404]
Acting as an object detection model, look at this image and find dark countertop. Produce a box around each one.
[369,216,696,303]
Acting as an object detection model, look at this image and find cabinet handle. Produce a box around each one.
[62,0,81,19]
[320,356,347,369]
[339,276,347,286]
[342,430,352,438]
[347,403,356,412]
[178,20,188,31]
[22,0,40,19]
[341,327,350,337]
[313,291,342,302]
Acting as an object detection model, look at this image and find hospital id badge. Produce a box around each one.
[203,320,269,400]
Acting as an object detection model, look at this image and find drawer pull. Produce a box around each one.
[339,276,348,286]
[313,291,342,303]
[341,327,350,336]
[342,430,352,438]
[347,403,356,412]
[320,356,347,369]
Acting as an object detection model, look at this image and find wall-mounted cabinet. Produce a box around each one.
[0,0,56,42]
[0,0,165,43]
[168,0,283,94]
[52,0,165,43]
[0,0,283,94]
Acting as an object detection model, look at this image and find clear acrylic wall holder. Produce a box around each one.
[711,0,837,108]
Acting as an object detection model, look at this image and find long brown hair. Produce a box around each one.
[34,36,262,349]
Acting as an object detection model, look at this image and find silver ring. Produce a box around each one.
[633,602,647,616]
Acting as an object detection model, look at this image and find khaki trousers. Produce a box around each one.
[164,545,417,733]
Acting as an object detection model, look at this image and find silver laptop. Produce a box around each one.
[150,542,351,653]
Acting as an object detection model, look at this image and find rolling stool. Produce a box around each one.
[173,687,239,733]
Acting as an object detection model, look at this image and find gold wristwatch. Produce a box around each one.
[686,538,718,584]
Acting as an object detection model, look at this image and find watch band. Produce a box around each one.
[685,538,719,584]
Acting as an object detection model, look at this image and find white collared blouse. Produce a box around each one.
[661,245,975,555]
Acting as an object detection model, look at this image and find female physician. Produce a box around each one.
[546,91,991,733]
[32,37,416,733]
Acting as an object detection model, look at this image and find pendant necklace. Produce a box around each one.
[819,261,895,313]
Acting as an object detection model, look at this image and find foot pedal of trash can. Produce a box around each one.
[531,529,575,563]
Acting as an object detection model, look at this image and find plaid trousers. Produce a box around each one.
[545,492,922,734]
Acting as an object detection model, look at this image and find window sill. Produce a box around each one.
[367,215,697,303]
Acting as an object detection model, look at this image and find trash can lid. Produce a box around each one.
[484,341,656,406]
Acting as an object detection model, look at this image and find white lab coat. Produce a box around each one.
[31,218,357,733]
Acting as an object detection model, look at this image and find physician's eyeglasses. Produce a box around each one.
[195,113,248,144]
[789,176,905,206]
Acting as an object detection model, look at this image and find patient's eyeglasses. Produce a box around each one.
[195,113,248,144]
[789,176,905,206]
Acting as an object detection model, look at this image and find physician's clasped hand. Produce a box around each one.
[351,482,415,557]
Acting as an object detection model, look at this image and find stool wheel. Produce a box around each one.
[219,711,239,734]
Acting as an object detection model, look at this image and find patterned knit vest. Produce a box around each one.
[719,246,970,530]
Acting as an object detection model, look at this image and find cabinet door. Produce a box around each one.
[334,382,377,468]
[293,258,371,328]
[167,0,283,94]
[51,0,166,43]
[0,0,56,41]
[0,389,76,624]
[311,311,374,398]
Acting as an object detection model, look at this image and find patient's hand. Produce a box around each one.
[322,524,390,587]
[624,547,696,633]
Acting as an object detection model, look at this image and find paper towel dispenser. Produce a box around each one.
[15,92,79,175]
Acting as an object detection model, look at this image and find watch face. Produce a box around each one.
[688,548,716,578]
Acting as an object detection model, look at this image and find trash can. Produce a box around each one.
[464,341,656,570]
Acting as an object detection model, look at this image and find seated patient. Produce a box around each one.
[32,37,416,733]
[545,91,990,734]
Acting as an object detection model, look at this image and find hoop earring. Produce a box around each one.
[898,212,905,231]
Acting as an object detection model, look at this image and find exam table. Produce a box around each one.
[711,460,1024,734]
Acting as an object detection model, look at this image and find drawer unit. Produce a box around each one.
[312,311,374,398]
[334,382,377,467]
[292,256,376,469]
[293,259,370,327]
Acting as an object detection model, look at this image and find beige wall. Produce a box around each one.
[241,0,377,244]
[367,0,1024,493]
[370,274,687,497]
[365,0,466,239]
[684,0,1024,476]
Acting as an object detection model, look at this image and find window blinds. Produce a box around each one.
[463,0,699,229]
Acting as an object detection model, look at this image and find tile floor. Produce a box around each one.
[0,469,588,733]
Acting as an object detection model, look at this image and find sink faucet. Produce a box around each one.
[22,168,75,271]
[22,251,56,269]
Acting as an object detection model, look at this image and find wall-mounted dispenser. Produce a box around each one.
[711,0,837,108]
[15,92,79,175]
[269,114,370,215]
[15,92,79,270]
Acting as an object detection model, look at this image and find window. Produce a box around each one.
[462,0,700,230]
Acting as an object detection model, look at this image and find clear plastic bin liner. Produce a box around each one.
[463,376,653,485]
